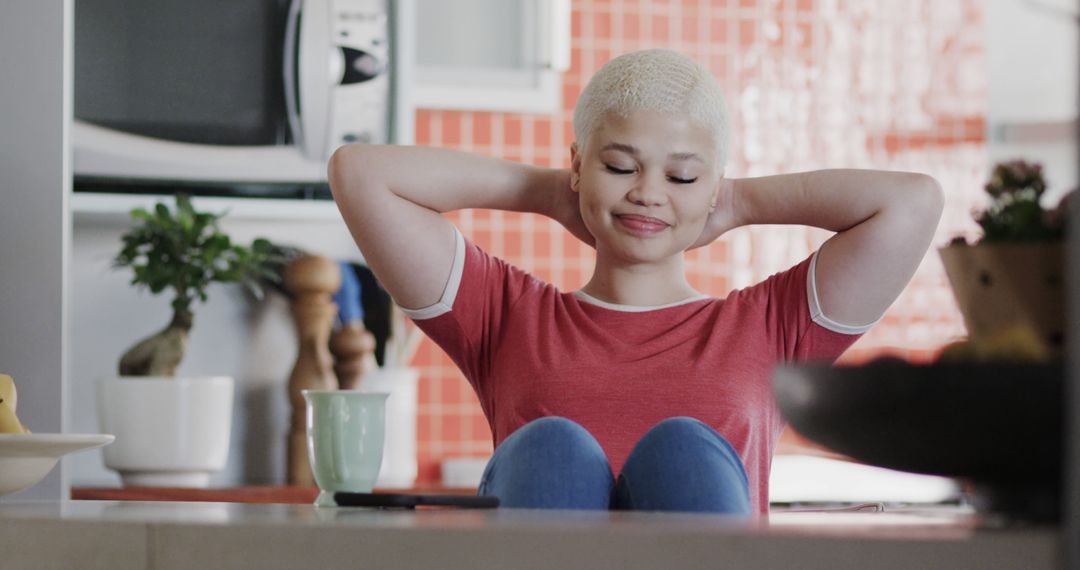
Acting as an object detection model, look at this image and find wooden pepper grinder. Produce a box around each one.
[329,323,377,390]
[284,255,341,487]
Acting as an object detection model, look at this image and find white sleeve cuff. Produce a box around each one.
[806,249,881,335]
[399,228,466,320]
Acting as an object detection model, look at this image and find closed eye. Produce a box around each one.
[605,164,697,184]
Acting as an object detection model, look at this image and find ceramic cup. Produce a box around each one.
[303,390,389,507]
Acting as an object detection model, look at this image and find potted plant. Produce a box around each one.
[97,195,278,487]
[939,159,1072,359]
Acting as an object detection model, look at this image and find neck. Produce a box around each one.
[582,250,699,306]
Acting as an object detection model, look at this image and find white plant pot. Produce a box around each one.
[359,367,418,488]
[96,376,234,488]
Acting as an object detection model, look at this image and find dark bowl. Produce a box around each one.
[772,359,1063,486]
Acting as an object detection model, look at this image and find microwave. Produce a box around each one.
[73,0,399,200]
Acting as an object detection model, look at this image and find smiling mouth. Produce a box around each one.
[615,214,670,235]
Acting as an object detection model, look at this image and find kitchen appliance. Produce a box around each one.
[73,0,396,200]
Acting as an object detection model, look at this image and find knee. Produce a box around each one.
[513,416,594,444]
[509,417,606,461]
[640,417,717,445]
[618,417,750,514]
[482,417,613,509]
[633,417,745,479]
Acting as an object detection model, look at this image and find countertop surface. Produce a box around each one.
[0,500,1061,569]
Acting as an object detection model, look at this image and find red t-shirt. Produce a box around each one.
[405,230,870,515]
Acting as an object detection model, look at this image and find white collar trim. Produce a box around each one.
[572,290,710,312]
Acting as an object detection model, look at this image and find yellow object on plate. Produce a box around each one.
[0,375,114,496]
[0,374,29,434]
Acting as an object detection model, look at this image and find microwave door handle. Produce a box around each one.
[296,0,340,160]
[283,0,304,150]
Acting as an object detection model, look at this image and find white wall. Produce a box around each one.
[986,0,1077,205]
[0,0,71,500]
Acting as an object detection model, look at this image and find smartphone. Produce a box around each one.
[333,492,500,509]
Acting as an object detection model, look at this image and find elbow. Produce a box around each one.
[875,173,945,238]
[328,144,360,202]
[917,174,945,220]
[328,144,384,205]
[900,174,945,237]
[899,173,945,221]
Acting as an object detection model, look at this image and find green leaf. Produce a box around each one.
[114,194,287,321]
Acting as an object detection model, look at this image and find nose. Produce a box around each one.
[625,172,667,207]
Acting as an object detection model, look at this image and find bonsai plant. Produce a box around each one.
[939,159,1072,359]
[113,194,278,376]
[99,194,279,487]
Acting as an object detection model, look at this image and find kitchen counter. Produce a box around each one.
[69,485,477,504]
[0,501,1059,569]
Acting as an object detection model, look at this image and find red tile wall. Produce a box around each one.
[409,0,987,485]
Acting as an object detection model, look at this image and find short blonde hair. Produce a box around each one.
[573,49,729,165]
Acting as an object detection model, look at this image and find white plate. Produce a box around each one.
[0,434,114,496]
[0,433,115,457]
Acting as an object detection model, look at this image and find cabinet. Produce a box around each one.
[411,0,569,114]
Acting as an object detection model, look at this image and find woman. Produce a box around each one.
[329,49,944,517]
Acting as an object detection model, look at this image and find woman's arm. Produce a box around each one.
[705,169,944,327]
[329,145,586,310]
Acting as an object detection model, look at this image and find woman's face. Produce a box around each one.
[571,110,723,265]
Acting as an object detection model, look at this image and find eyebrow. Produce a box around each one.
[599,142,704,163]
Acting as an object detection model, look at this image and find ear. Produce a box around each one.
[569,143,581,192]
[709,175,722,210]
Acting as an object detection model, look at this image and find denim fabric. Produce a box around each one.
[477,416,751,515]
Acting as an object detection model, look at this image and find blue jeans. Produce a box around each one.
[477,416,751,515]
